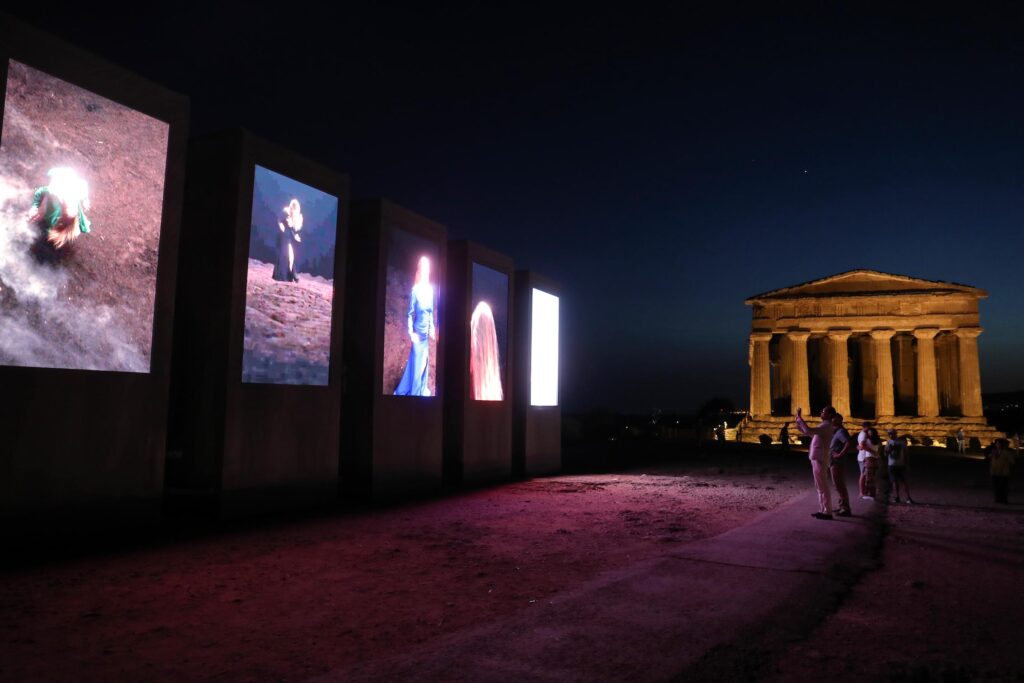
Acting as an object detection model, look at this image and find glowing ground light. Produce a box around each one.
[530,288,558,407]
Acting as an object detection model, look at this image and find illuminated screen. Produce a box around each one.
[383,229,439,397]
[241,165,339,385]
[470,262,508,401]
[0,60,169,372]
[530,288,559,406]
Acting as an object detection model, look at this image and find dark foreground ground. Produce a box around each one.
[0,446,1021,681]
[767,450,1024,682]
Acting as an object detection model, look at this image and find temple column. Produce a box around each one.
[893,334,916,413]
[913,328,940,417]
[787,330,811,415]
[955,327,984,417]
[749,332,773,416]
[826,330,851,417]
[870,329,896,418]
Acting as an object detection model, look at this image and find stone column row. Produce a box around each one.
[826,330,851,417]
[956,327,984,417]
[913,328,940,417]
[749,332,773,416]
[870,329,896,417]
[749,326,985,420]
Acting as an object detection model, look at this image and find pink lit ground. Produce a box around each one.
[1,448,1021,681]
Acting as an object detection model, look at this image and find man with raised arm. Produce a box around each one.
[795,405,837,520]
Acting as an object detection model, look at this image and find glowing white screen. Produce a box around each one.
[530,288,559,406]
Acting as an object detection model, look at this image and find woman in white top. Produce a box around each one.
[858,425,881,499]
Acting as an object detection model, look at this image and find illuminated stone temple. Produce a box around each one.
[738,270,1004,446]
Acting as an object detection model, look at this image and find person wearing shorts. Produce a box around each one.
[885,429,915,504]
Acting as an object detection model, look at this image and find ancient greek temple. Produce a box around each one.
[739,270,1003,445]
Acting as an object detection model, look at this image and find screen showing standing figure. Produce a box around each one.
[0,60,170,372]
[530,288,559,406]
[241,165,339,385]
[383,229,439,397]
[470,262,508,401]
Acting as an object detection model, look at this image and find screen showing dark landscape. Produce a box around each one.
[241,165,339,385]
[0,60,170,372]
[383,228,439,397]
[469,262,508,401]
[531,288,559,406]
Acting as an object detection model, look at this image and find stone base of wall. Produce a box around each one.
[737,414,1004,447]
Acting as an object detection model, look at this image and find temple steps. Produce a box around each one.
[736,414,1005,446]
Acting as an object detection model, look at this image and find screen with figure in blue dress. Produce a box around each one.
[383,228,440,397]
[241,165,339,385]
[0,59,170,373]
[531,288,559,406]
[470,262,508,401]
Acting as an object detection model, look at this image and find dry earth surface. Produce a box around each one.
[2,448,1020,682]
[241,258,334,385]
[766,451,1024,683]
[0,451,806,682]
[0,59,168,371]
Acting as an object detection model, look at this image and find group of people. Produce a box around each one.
[794,406,914,520]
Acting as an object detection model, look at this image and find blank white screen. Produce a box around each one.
[530,288,559,406]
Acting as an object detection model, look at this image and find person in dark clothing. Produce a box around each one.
[829,413,853,516]
[779,422,790,450]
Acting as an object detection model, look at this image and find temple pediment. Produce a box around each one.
[745,270,986,303]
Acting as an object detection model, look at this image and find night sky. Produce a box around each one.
[11,3,1022,413]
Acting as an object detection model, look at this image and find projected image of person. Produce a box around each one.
[26,167,92,249]
[272,199,303,282]
[470,301,503,400]
[382,229,439,396]
[0,60,171,373]
[241,166,339,385]
[469,262,508,401]
[394,255,437,396]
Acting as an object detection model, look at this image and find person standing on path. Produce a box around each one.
[779,423,790,451]
[858,425,881,499]
[987,438,1015,504]
[829,414,853,516]
[885,429,915,504]
[795,405,837,520]
[857,422,872,498]
[957,428,966,454]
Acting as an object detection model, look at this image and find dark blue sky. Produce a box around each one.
[14,2,1022,412]
[250,165,339,278]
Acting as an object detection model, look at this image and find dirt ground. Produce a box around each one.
[241,258,334,385]
[0,451,807,682]
[767,451,1024,682]
[0,59,169,372]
